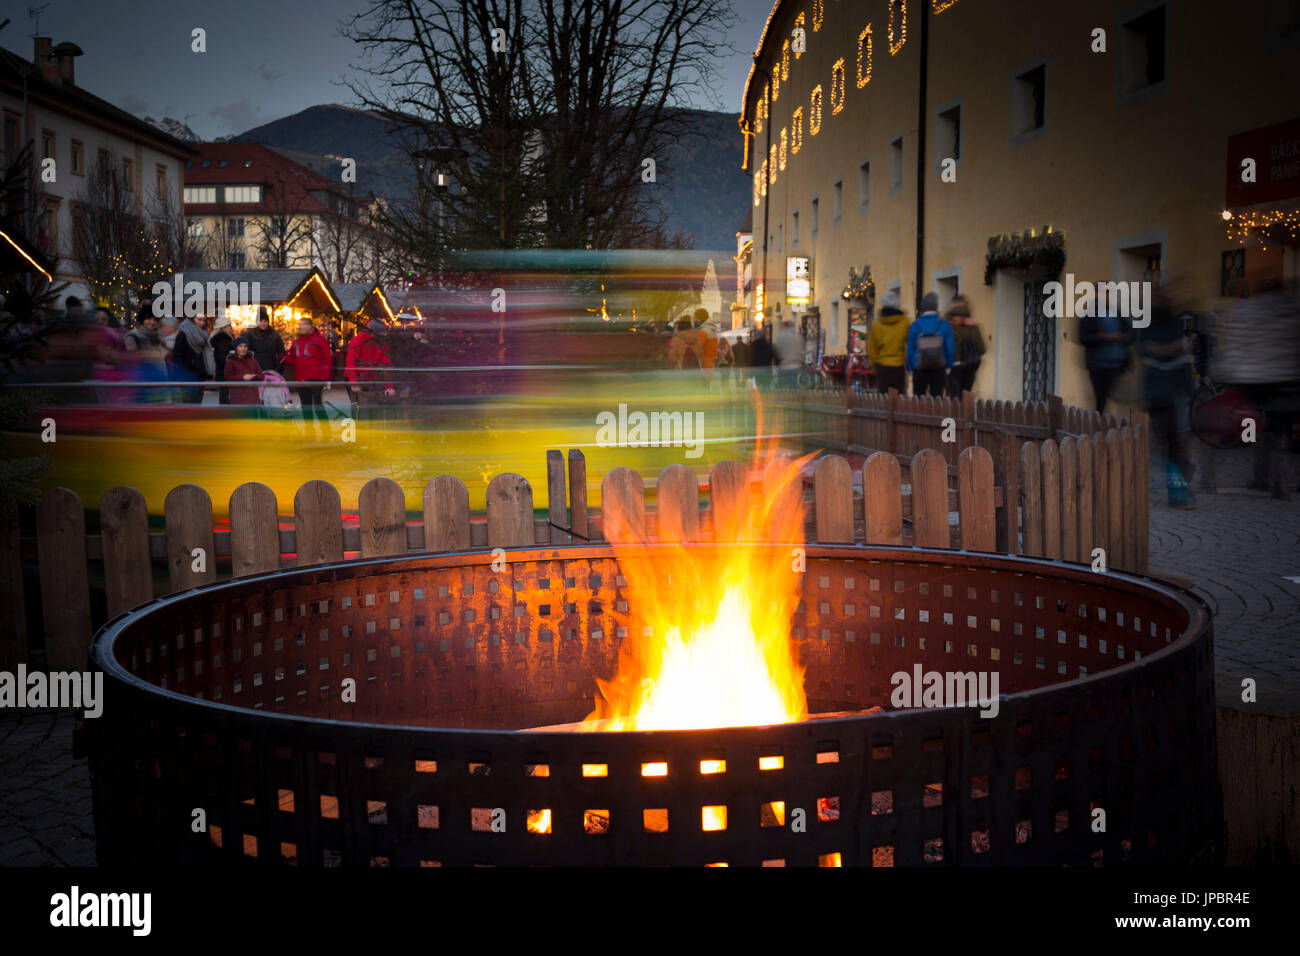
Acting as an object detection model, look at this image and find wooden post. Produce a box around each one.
[601,467,646,543]
[1019,442,1043,557]
[1133,414,1150,571]
[813,455,854,543]
[657,464,701,542]
[230,482,281,576]
[1077,435,1095,565]
[886,388,900,461]
[763,455,804,540]
[423,476,471,552]
[1059,438,1079,563]
[100,486,153,617]
[486,473,535,547]
[961,390,977,450]
[1093,433,1110,566]
[911,449,950,548]
[568,449,589,542]
[548,450,569,541]
[166,483,217,590]
[710,460,751,543]
[36,488,91,671]
[358,477,406,557]
[293,480,344,567]
[992,429,1020,554]
[863,452,903,545]
[958,446,996,552]
[1040,439,1061,560]
[1048,394,1064,438]
[1107,429,1127,570]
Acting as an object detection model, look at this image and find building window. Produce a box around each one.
[935,103,962,168]
[832,179,843,224]
[97,149,111,178]
[226,218,246,238]
[41,130,55,161]
[183,186,217,204]
[811,196,820,237]
[1120,4,1167,95]
[71,139,84,176]
[1012,63,1047,141]
[37,196,59,253]
[121,157,135,192]
[792,209,800,247]
[156,165,168,200]
[830,300,840,348]
[223,185,262,204]
[858,158,871,209]
[889,135,904,191]
[227,251,247,269]
[186,218,205,238]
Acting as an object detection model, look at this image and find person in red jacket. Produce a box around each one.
[345,318,396,407]
[283,317,333,433]
[223,337,265,406]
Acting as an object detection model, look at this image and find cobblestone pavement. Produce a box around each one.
[0,711,95,866]
[1,443,1295,865]
[1148,443,1300,713]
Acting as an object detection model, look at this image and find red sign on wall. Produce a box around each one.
[1226,116,1300,208]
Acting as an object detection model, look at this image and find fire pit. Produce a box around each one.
[86,543,1218,867]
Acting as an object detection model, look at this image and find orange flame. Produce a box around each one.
[585,440,814,732]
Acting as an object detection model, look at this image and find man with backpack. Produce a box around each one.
[906,291,956,396]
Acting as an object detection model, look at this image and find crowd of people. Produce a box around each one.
[866,290,985,398]
[0,292,400,412]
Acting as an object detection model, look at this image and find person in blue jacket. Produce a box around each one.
[905,291,956,396]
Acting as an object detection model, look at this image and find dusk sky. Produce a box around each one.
[1,0,774,139]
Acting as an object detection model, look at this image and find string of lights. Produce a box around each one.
[857,24,873,88]
[831,59,846,115]
[1222,207,1300,252]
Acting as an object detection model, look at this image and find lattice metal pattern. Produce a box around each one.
[88,545,1219,867]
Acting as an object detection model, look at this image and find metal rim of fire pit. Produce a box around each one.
[86,544,1219,868]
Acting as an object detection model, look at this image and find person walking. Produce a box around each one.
[169,314,213,404]
[944,295,985,397]
[1212,276,1300,499]
[868,289,909,394]
[773,319,805,389]
[223,336,266,406]
[1138,290,1197,508]
[247,307,285,372]
[1078,297,1134,413]
[906,291,955,397]
[345,318,395,408]
[210,314,236,404]
[283,316,333,436]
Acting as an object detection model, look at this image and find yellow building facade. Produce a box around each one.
[740,0,1300,406]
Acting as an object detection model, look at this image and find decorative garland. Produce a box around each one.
[983,228,1065,285]
[841,263,874,304]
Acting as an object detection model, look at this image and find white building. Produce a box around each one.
[1,36,196,307]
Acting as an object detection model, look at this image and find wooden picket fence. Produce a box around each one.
[3,394,1149,675]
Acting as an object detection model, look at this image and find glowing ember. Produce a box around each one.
[583,449,812,732]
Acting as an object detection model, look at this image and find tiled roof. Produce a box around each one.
[179,269,320,304]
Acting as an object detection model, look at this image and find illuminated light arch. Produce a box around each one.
[810,85,823,135]
[794,12,806,57]
[781,38,790,81]
[757,84,767,133]
[792,107,804,154]
[773,64,781,104]
[754,169,762,206]
[932,0,960,11]
[889,0,907,55]
[769,144,778,185]
[779,127,788,170]
[857,24,873,87]
[812,0,823,32]
[830,59,846,115]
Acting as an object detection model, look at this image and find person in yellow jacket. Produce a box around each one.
[868,289,910,393]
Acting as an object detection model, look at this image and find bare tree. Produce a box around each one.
[252,164,315,269]
[342,0,734,265]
